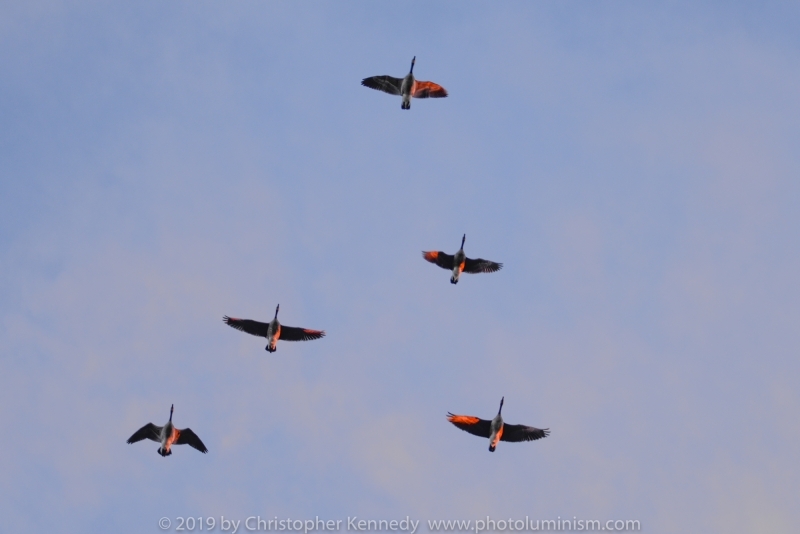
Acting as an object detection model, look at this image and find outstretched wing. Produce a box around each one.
[279,325,326,342]
[422,250,455,270]
[223,316,270,337]
[413,80,448,99]
[463,257,503,274]
[176,428,208,453]
[446,413,492,438]
[127,423,161,444]
[500,424,550,442]
[361,75,403,95]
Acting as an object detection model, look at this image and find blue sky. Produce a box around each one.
[2,2,799,533]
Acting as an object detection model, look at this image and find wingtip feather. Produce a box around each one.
[422,251,438,263]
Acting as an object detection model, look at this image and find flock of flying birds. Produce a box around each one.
[127,57,550,457]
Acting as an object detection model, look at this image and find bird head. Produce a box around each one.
[460,234,466,250]
[169,404,174,422]
[275,304,280,319]
[410,56,416,74]
[498,397,504,414]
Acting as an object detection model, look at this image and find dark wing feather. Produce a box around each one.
[127,423,161,444]
[279,325,325,342]
[361,75,403,95]
[422,250,455,270]
[463,257,503,274]
[413,80,448,98]
[446,413,492,438]
[176,428,208,453]
[500,424,550,442]
[223,316,270,337]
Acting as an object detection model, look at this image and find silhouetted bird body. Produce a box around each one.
[127,405,208,456]
[423,234,502,284]
[223,304,325,353]
[362,57,448,110]
[447,397,549,452]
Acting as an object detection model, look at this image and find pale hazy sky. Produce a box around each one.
[1,2,799,533]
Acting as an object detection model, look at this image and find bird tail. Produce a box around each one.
[488,444,496,452]
[158,447,172,457]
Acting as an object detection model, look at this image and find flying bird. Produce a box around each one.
[422,234,502,284]
[126,404,208,457]
[361,56,448,110]
[447,397,549,452]
[223,304,325,353]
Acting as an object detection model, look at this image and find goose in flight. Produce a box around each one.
[126,404,208,456]
[361,56,448,110]
[447,397,549,452]
[422,234,502,284]
[223,304,325,353]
